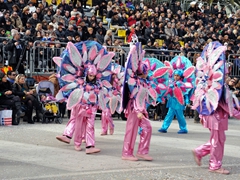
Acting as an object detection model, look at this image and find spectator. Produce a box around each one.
[96,28,104,45]
[10,12,23,30]
[5,29,25,74]
[0,0,8,12]
[0,11,10,30]
[27,12,41,28]
[104,29,114,44]
[13,74,41,124]
[6,70,16,85]
[0,72,24,125]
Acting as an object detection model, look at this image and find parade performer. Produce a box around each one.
[122,43,169,161]
[158,56,195,134]
[101,63,124,135]
[192,41,240,175]
[54,41,114,154]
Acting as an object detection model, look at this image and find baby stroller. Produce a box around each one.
[36,80,62,124]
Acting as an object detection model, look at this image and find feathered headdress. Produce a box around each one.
[53,41,115,110]
[122,43,170,110]
[164,56,196,105]
[191,41,226,115]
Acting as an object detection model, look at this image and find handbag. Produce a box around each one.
[0,110,12,126]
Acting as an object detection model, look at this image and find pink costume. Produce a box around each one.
[101,64,124,135]
[194,98,240,171]
[101,108,114,135]
[191,41,240,174]
[121,43,169,161]
[53,41,115,153]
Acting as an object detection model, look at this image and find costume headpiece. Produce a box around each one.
[192,41,226,115]
[87,64,97,76]
[164,56,195,105]
[173,69,183,77]
[53,41,114,110]
[138,61,149,75]
[122,42,169,110]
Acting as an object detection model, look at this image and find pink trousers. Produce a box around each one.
[122,111,152,157]
[194,128,226,170]
[74,106,97,147]
[63,104,80,138]
[62,104,86,140]
[101,109,114,133]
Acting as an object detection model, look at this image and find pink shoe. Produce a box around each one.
[122,155,138,161]
[56,135,70,144]
[86,147,101,154]
[209,168,230,175]
[109,128,114,135]
[136,153,153,161]
[82,139,86,143]
[192,150,201,166]
[101,132,107,136]
[74,146,82,151]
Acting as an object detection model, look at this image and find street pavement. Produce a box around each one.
[0,117,240,180]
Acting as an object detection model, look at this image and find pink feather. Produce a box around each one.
[183,66,195,78]
[89,93,97,103]
[53,57,62,67]
[136,86,147,111]
[67,42,82,67]
[63,64,76,74]
[88,45,98,61]
[60,82,78,91]
[102,80,112,89]
[97,52,115,71]
[109,96,118,114]
[61,74,76,82]
[196,57,206,70]
[148,88,157,101]
[153,67,169,78]
[82,43,88,62]
[94,48,104,65]
[206,89,219,110]
[212,71,223,81]
[151,63,156,71]
[173,87,184,105]
[208,46,227,67]
[130,87,138,98]
[176,56,182,69]
[67,89,83,109]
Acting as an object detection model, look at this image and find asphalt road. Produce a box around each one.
[0,117,240,180]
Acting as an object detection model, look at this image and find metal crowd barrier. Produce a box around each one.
[227,54,240,78]
[1,39,229,77]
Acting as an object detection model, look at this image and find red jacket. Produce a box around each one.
[127,16,136,27]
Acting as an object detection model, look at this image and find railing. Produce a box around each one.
[227,54,240,77]
[2,39,240,78]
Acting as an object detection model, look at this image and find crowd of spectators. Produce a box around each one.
[0,0,240,71]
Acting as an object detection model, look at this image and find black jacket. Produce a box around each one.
[0,81,13,99]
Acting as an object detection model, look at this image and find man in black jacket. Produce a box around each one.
[5,29,25,74]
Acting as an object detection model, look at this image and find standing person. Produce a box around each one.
[5,29,25,74]
[54,41,114,154]
[158,56,195,134]
[0,72,23,125]
[101,64,124,135]
[121,43,168,161]
[191,42,240,175]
